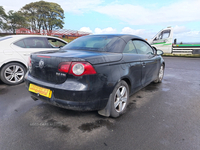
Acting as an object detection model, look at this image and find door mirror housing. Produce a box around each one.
[152,47,163,55]
[157,50,164,55]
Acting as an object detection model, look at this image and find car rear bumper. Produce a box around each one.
[25,73,111,111]
[29,92,108,111]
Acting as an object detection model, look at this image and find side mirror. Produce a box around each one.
[157,50,164,55]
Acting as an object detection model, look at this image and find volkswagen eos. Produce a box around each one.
[25,34,165,117]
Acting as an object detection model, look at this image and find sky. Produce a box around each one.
[1,0,200,42]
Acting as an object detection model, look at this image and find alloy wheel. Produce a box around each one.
[159,65,164,81]
[4,65,25,84]
[114,86,128,113]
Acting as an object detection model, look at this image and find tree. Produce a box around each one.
[44,2,65,31]
[5,10,27,33]
[0,6,6,30]
[20,1,64,33]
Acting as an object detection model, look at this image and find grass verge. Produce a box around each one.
[163,54,200,58]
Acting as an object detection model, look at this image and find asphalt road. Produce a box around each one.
[0,57,200,150]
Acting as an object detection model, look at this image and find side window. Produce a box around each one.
[48,38,66,48]
[24,37,50,48]
[133,40,154,55]
[123,40,137,54]
[14,40,26,48]
[14,37,50,48]
[23,38,36,48]
[162,30,170,39]
[156,30,170,40]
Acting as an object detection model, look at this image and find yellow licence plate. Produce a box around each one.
[29,84,52,98]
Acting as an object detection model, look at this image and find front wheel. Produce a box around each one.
[110,80,129,118]
[154,64,164,83]
[0,62,26,85]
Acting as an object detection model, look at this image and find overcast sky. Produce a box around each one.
[1,0,200,42]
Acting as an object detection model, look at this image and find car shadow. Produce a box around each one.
[0,79,4,84]
[0,80,8,95]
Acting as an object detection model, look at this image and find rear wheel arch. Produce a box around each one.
[111,77,131,94]
[1,61,27,71]
[120,77,131,94]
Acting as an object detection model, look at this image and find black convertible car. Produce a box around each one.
[25,34,165,117]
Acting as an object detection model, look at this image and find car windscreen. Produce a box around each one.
[0,36,12,41]
[62,36,118,51]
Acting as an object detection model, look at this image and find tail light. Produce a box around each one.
[58,62,71,73]
[58,62,96,76]
[37,55,51,58]
[28,56,31,67]
[28,56,32,72]
[69,62,96,76]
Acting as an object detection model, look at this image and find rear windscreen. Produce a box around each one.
[62,36,118,52]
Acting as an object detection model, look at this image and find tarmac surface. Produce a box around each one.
[0,57,200,150]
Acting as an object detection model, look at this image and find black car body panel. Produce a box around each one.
[25,34,165,111]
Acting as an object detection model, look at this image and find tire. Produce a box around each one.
[154,64,164,83]
[0,62,26,85]
[110,80,129,118]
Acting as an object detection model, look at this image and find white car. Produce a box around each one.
[0,35,68,85]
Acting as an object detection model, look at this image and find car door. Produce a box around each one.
[151,29,172,53]
[133,40,160,87]
[122,40,142,94]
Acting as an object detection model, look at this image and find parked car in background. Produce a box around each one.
[0,35,67,85]
[25,34,165,117]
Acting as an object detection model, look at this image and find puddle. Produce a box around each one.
[136,95,142,98]
[78,119,114,132]
[46,119,70,132]
[35,108,52,121]
[162,87,170,92]
[127,99,137,109]
[41,113,51,121]
[142,84,159,92]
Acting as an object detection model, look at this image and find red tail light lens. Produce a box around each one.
[58,61,96,76]
[28,56,31,67]
[37,55,51,58]
[58,62,71,73]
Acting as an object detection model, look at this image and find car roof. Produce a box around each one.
[0,34,67,43]
[8,34,59,38]
[83,34,144,43]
